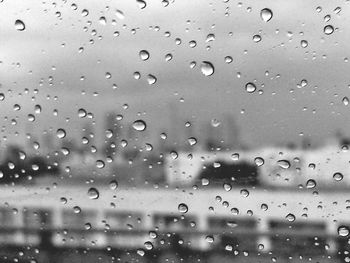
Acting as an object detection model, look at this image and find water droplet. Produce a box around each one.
[73,206,81,214]
[343,97,349,106]
[260,8,273,22]
[109,180,118,190]
[105,72,112,79]
[60,197,67,204]
[206,33,215,42]
[245,82,256,93]
[15,20,25,31]
[223,183,232,192]
[333,172,343,182]
[306,179,316,189]
[132,120,147,131]
[56,129,66,139]
[87,187,99,200]
[78,108,87,118]
[277,160,290,169]
[261,203,268,211]
[133,71,141,79]
[240,189,249,197]
[178,203,188,213]
[285,213,296,222]
[96,160,105,169]
[115,9,125,20]
[139,50,150,61]
[205,235,214,243]
[84,223,92,230]
[136,0,147,9]
[81,9,89,17]
[324,25,334,35]
[144,241,153,250]
[338,226,349,237]
[147,74,157,85]
[253,34,262,42]
[300,40,308,48]
[188,137,197,146]
[254,157,264,166]
[99,16,107,25]
[200,61,214,76]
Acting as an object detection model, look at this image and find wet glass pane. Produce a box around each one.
[0,0,349,262]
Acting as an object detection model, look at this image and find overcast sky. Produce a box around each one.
[0,0,350,149]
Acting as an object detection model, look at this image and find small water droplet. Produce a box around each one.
[178,203,188,213]
[81,9,89,17]
[132,120,147,131]
[200,61,214,76]
[324,25,334,35]
[87,187,99,200]
[205,235,214,243]
[147,74,157,85]
[306,179,316,189]
[15,20,25,31]
[254,157,264,166]
[96,160,105,169]
[277,160,290,169]
[144,241,153,250]
[245,82,256,93]
[240,189,249,197]
[333,172,343,182]
[338,226,349,237]
[109,180,118,190]
[139,50,150,61]
[285,213,296,222]
[260,8,273,22]
[343,97,349,106]
[253,34,262,42]
[300,40,308,48]
[137,0,147,9]
[56,129,66,139]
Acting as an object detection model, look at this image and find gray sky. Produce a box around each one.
[0,0,350,148]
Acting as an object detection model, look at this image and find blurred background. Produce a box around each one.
[0,0,350,262]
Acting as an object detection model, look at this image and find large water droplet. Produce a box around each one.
[56,129,66,139]
[136,0,147,9]
[15,20,25,31]
[324,25,334,35]
[200,61,214,76]
[333,172,343,182]
[277,160,290,169]
[132,120,147,131]
[245,82,256,93]
[109,180,118,190]
[260,8,273,22]
[285,213,296,222]
[254,157,264,166]
[338,226,349,237]
[306,179,316,189]
[87,187,99,200]
[343,97,349,106]
[139,50,150,61]
[147,74,157,85]
[178,203,188,213]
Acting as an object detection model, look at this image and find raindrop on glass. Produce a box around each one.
[132,120,147,131]
[178,203,188,213]
[324,25,334,35]
[245,82,256,93]
[15,20,25,31]
[56,129,66,139]
[260,8,273,22]
[139,50,150,61]
[87,187,99,200]
[200,61,214,76]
